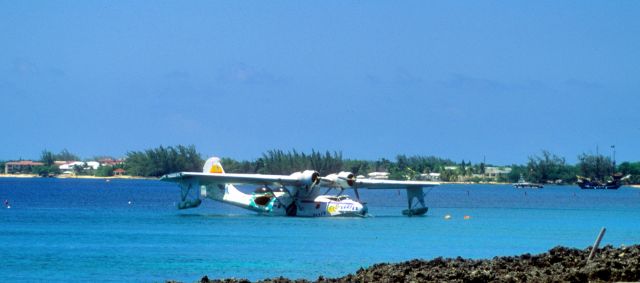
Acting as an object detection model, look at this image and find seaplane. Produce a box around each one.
[160,157,439,217]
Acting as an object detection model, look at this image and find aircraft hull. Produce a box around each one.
[205,185,367,217]
[252,200,367,217]
[247,196,367,217]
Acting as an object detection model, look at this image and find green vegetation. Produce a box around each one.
[94,165,114,177]
[221,150,455,180]
[259,149,343,176]
[577,153,614,181]
[222,149,345,176]
[525,151,577,184]
[41,149,80,162]
[33,149,81,176]
[124,145,203,177]
[41,150,55,166]
[33,165,61,177]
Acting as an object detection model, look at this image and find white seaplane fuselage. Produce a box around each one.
[204,183,367,217]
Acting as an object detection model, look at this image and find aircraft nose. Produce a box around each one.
[359,204,368,216]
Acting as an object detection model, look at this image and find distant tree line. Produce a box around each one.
[221,149,343,176]
[4,145,639,184]
[222,149,638,184]
[221,150,456,180]
[124,145,204,177]
[501,151,578,184]
[497,150,639,184]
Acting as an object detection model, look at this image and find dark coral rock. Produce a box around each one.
[176,245,640,283]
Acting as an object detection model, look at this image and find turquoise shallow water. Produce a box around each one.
[1,178,640,282]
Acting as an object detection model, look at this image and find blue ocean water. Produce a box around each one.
[1,178,639,282]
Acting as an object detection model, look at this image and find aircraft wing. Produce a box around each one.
[354,178,439,189]
[161,172,310,187]
[319,176,439,216]
[320,174,439,189]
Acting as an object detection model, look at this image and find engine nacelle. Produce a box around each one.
[290,170,320,186]
[335,171,355,188]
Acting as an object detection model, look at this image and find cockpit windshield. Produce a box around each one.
[326,195,351,201]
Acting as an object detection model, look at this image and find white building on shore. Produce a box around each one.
[484,167,512,178]
[419,172,441,181]
[367,172,389,180]
[59,161,100,171]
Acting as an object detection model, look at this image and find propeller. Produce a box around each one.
[309,173,320,190]
[338,173,360,201]
[324,172,360,201]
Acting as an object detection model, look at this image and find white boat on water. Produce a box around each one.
[513,174,543,188]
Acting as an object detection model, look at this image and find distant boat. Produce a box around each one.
[577,173,629,190]
[513,174,543,188]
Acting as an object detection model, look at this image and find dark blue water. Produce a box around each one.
[2,178,639,282]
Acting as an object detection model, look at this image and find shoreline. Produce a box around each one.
[0,174,156,180]
[1,174,638,188]
[168,245,640,283]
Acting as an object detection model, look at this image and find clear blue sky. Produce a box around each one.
[1,1,639,165]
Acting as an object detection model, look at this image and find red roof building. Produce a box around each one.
[4,161,45,174]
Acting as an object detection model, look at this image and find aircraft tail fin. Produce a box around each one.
[203,157,225,174]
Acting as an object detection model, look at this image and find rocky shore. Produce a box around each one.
[169,245,640,283]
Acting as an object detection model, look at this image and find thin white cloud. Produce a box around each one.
[164,70,190,80]
[437,74,550,94]
[364,68,423,85]
[12,58,39,76]
[217,63,284,85]
[563,79,603,89]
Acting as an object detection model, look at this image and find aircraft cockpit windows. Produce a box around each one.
[254,187,269,193]
[325,195,350,201]
[254,187,284,194]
